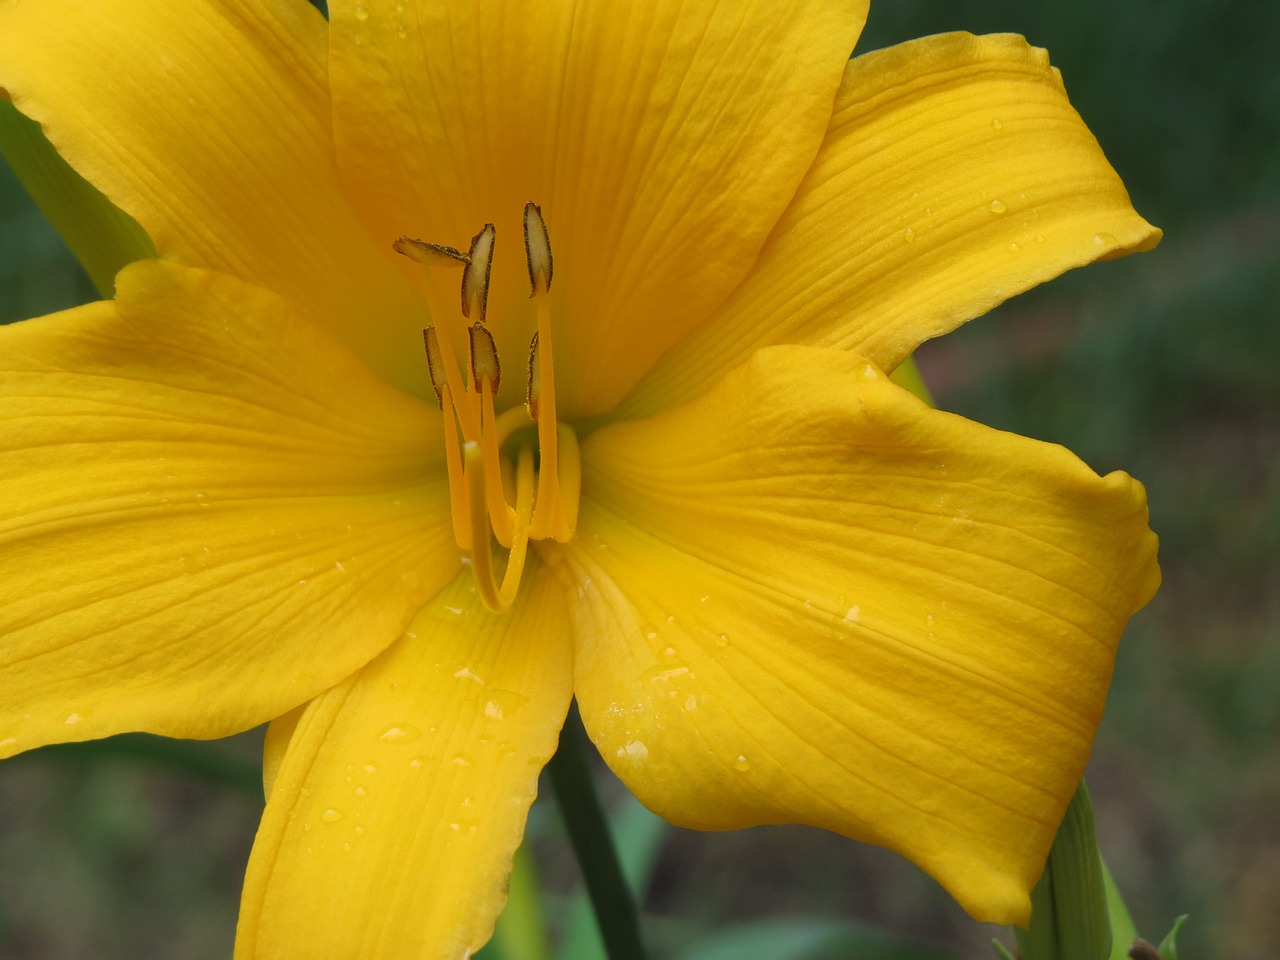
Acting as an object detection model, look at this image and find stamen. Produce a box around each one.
[461,224,496,323]
[421,326,447,408]
[466,440,536,613]
[525,331,540,420]
[469,323,514,546]
[393,236,470,267]
[468,324,500,393]
[524,201,553,294]
[439,385,472,551]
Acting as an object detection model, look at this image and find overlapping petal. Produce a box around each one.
[0,261,454,758]
[0,0,431,395]
[328,0,869,417]
[618,32,1162,419]
[550,345,1159,923]
[237,566,572,960]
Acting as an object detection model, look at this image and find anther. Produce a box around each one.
[394,236,470,267]
[468,324,500,394]
[526,332,540,420]
[421,326,447,408]
[461,224,496,323]
[523,202,553,295]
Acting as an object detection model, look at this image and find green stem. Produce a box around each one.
[546,703,648,960]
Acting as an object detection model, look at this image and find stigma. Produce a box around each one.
[394,203,580,613]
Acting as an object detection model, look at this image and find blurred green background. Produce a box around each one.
[2,1,1277,957]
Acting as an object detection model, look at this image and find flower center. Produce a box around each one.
[395,203,580,613]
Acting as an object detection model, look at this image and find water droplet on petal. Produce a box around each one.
[1093,232,1117,246]
[353,5,370,21]
[991,117,1003,130]
[733,755,752,772]
[65,713,81,726]
[1009,241,1021,252]
[903,226,916,243]
[379,723,422,744]
[843,605,861,623]
[451,754,473,767]
[321,808,343,823]
[989,199,1008,214]
[617,740,649,762]
[453,667,486,685]
[409,756,426,769]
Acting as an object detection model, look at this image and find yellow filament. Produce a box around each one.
[419,274,481,441]
[479,381,515,547]
[440,386,471,551]
[466,440,536,613]
[529,289,561,539]
[551,423,581,541]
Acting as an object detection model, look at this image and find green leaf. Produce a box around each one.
[1015,779,1112,960]
[675,917,963,960]
[991,939,1018,960]
[0,97,154,296]
[1157,915,1189,960]
[1101,858,1139,960]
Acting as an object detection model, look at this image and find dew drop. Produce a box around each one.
[1035,233,1046,243]
[64,713,82,726]
[843,605,861,624]
[684,694,698,712]
[378,723,422,744]
[733,754,752,772]
[483,689,529,720]
[1009,241,1022,252]
[342,841,353,852]
[409,756,426,768]
[353,4,369,19]
[903,226,916,243]
[617,740,649,762]
[989,199,1008,214]
[355,825,366,837]
[451,754,473,767]
[396,23,408,38]
[1093,232,1116,246]
[363,764,376,774]
[453,667,485,685]
[321,808,343,823]
[716,634,729,648]
[353,786,367,797]
[991,117,1003,130]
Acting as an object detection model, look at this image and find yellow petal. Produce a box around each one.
[236,565,572,960]
[552,345,1158,924]
[327,0,869,417]
[0,0,430,395]
[0,261,455,758]
[618,32,1162,419]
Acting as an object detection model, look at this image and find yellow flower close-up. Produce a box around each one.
[0,0,1162,956]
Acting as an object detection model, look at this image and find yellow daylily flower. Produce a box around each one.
[0,0,1161,954]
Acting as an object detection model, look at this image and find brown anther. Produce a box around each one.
[468,323,501,394]
[461,223,496,323]
[525,331,541,419]
[523,202,553,295]
[394,236,470,267]
[421,326,447,408]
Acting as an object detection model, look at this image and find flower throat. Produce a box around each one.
[394,203,580,613]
